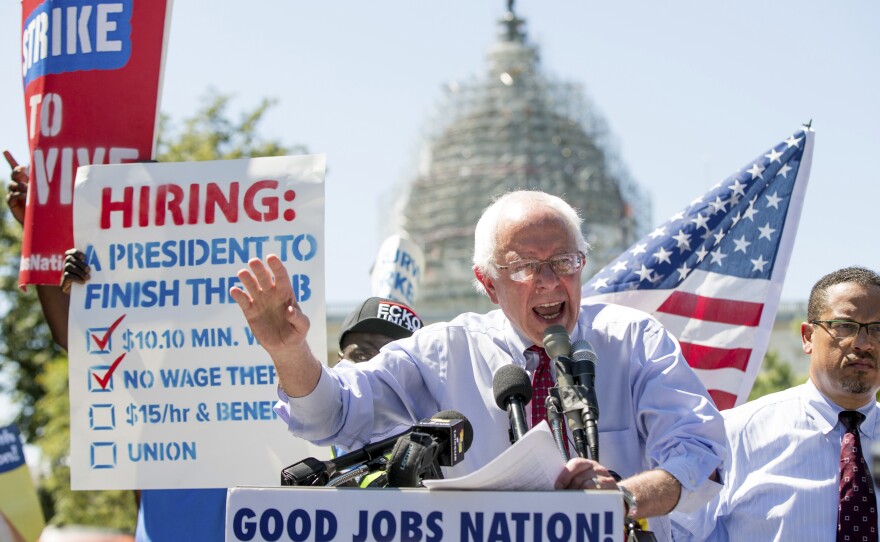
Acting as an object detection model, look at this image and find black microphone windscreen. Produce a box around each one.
[492,365,533,410]
[571,339,598,363]
[542,325,571,359]
[281,456,328,486]
[426,410,474,453]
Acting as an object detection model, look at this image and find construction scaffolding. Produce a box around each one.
[393,8,650,319]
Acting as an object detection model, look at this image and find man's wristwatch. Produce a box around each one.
[619,485,638,518]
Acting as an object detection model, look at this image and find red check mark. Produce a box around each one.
[92,353,127,389]
[91,314,126,351]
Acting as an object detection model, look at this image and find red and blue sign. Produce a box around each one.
[18,0,171,286]
[22,0,134,86]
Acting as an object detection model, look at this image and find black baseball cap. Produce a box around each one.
[338,297,423,349]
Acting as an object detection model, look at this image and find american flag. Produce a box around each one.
[583,127,814,410]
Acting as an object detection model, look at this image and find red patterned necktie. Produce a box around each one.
[528,345,554,427]
[838,410,878,542]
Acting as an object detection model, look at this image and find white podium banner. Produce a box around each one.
[226,487,624,541]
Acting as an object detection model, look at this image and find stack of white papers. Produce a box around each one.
[423,421,567,491]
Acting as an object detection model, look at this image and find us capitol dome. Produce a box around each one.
[386,4,650,319]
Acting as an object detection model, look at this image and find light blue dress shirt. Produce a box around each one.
[672,379,880,541]
[276,300,726,541]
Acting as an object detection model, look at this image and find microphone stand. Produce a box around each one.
[280,431,405,486]
[542,325,594,460]
[545,392,569,461]
[552,355,591,460]
[325,464,371,487]
[625,518,659,542]
[570,355,600,462]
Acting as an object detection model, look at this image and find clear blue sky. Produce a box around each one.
[2,1,878,309]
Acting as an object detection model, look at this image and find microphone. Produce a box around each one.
[543,325,589,459]
[542,324,572,360]
[571,339,600,462]
[385,410,474,488]
[280,410,472,487]
[493,365,532,444]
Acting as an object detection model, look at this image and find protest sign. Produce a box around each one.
[0,424,44,542]
[370,234,425,306]
[68,155,326,489]
[19,0,171,286]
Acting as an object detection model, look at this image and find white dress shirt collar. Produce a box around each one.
[803,377,879,438]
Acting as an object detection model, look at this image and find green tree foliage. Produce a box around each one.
[0,204,65,441]
[1,91,301,530]
[157,89,304,161]
[34,357,138,527]
[748,349,807,401]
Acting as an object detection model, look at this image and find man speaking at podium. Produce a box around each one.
[231,190,726,540]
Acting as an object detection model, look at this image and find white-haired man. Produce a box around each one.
[231,190,725,540]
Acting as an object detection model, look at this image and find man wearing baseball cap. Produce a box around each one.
[332,297,422,487]
[337,297,422,364]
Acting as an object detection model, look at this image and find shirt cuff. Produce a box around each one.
[273,366,340,434]
[660,450,723,513]
[673,471,722,514]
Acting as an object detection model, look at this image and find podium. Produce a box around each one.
[226,486,624,541]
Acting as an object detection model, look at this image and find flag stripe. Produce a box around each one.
[692,367,746,394]
[681,342,752,371]
[661,313,758,348]
[708,389,737,411]
[658,291,764,326]
[584,290,670,314]
[678,269,770,303]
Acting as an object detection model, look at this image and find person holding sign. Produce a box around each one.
[232,190,726,539]
[4,152,71,349]
[51,243,227,542]
[21,218,223,541]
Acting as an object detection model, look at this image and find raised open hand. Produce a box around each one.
[230,254,311,362]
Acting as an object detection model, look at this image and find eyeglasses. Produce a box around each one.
[495,252,586,282]
[809,320,880,341]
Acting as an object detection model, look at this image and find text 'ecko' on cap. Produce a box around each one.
[338,297,423,348]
